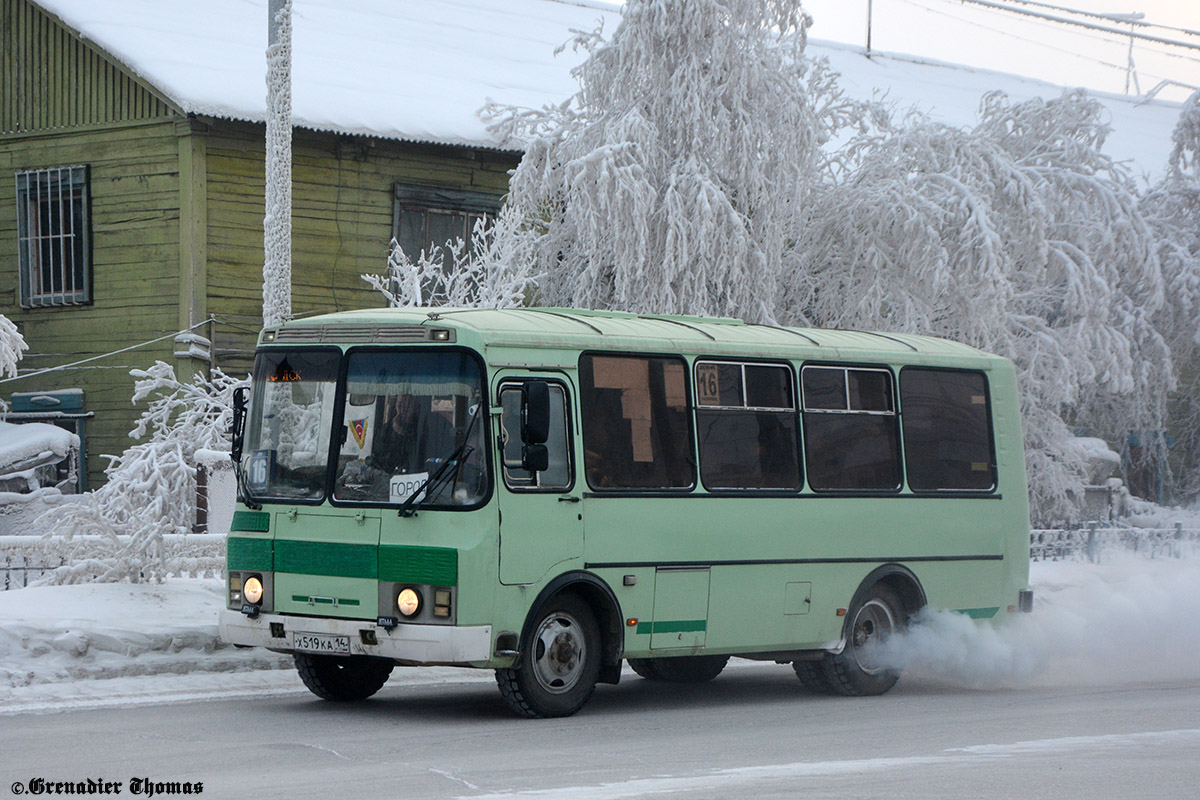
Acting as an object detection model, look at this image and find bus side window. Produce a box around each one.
[900,368,996,492]
[802,365,902,492]
[695,361,802,491]
[579,354,694,491]
[499,382,572,491]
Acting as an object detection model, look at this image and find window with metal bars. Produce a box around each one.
[15,166,91,308]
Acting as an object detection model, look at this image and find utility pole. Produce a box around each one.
[264,0,293,327]
[866,0,873,58]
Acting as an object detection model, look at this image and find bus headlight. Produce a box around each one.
[244,575,264,605]
[397,588,422,618]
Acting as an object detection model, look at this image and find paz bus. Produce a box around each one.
[219,307,1032,717]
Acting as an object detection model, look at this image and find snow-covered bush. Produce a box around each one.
[37,362,242,584]
[362,210,535,308]
[0,314,27,384]
[792,91,1173,524]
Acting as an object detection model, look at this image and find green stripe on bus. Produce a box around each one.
[379,545,458,586]
[275,540,378,580]
[227,537,272,571]
[957,607,1000,619]
[230,510,270,532]
[290,595,361,606]
[635,620,708,635]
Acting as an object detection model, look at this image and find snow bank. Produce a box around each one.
[0,579,289,695]
[879,554,1200,689]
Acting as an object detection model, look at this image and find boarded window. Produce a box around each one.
[802,366,901,491]
[393,182,499,260]
[16,166,90,308]
[901,368,996,491]
[579,354,693,490]
[695,361,801,490]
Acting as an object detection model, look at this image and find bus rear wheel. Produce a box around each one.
[822,584,904,696]
[628,655,729,683]
[792,658,836,693]
[496,593,601,718]
[293,653,394,701]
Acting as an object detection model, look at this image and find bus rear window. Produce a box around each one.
[579,354,693,490]
[900,368,996,492]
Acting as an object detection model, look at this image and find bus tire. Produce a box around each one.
[495,593,601,718]
[293,653,394,701]
[822,583,904,696]
[792,659,836,693]
[630,655,729,683]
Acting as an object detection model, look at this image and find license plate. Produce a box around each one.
[292,632,351,654]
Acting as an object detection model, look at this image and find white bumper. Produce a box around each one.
[219,609,493,665]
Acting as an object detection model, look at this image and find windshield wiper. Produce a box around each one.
[397,404,480,518]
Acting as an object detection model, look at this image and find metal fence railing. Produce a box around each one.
[1030,523,1200,562]
[0,533,226,590]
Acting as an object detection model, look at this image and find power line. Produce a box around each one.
[955,0,1200,52]
[993,0,1200,38]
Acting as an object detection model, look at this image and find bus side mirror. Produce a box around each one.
[522,381,550,445]
[522,443,549,473]
[231,386,249,465]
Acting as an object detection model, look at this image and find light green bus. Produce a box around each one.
[219,307,1032,717]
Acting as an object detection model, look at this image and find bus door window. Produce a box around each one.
[499,381,572,491]
[801,365,902,492]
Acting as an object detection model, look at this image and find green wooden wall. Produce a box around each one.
[202,121,517,378]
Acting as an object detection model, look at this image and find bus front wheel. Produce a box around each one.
[822,583,904,696]
[293,653,394,701]
[496,593,601,718]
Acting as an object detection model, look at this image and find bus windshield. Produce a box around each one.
[243,349,341,501]
[333,350,487,507]
[243,348,488,507]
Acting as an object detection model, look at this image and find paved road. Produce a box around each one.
[3,663,1197,799]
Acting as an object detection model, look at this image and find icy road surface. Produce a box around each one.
[1,665,1197,799]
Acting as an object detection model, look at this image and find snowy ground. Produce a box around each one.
[1,552,1198,717]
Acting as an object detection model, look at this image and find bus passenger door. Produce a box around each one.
[495,375,584,585]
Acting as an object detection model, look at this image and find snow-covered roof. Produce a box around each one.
[33,0,1182,176]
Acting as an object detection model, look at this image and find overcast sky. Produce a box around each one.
[799,0,1200,102]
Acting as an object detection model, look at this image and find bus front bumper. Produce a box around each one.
[219,609,493,665]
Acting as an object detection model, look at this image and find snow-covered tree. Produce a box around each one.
[38,362,242,584]
[792,91,1173,523]
[483,0,866,321]
[1141,90,1200,504]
